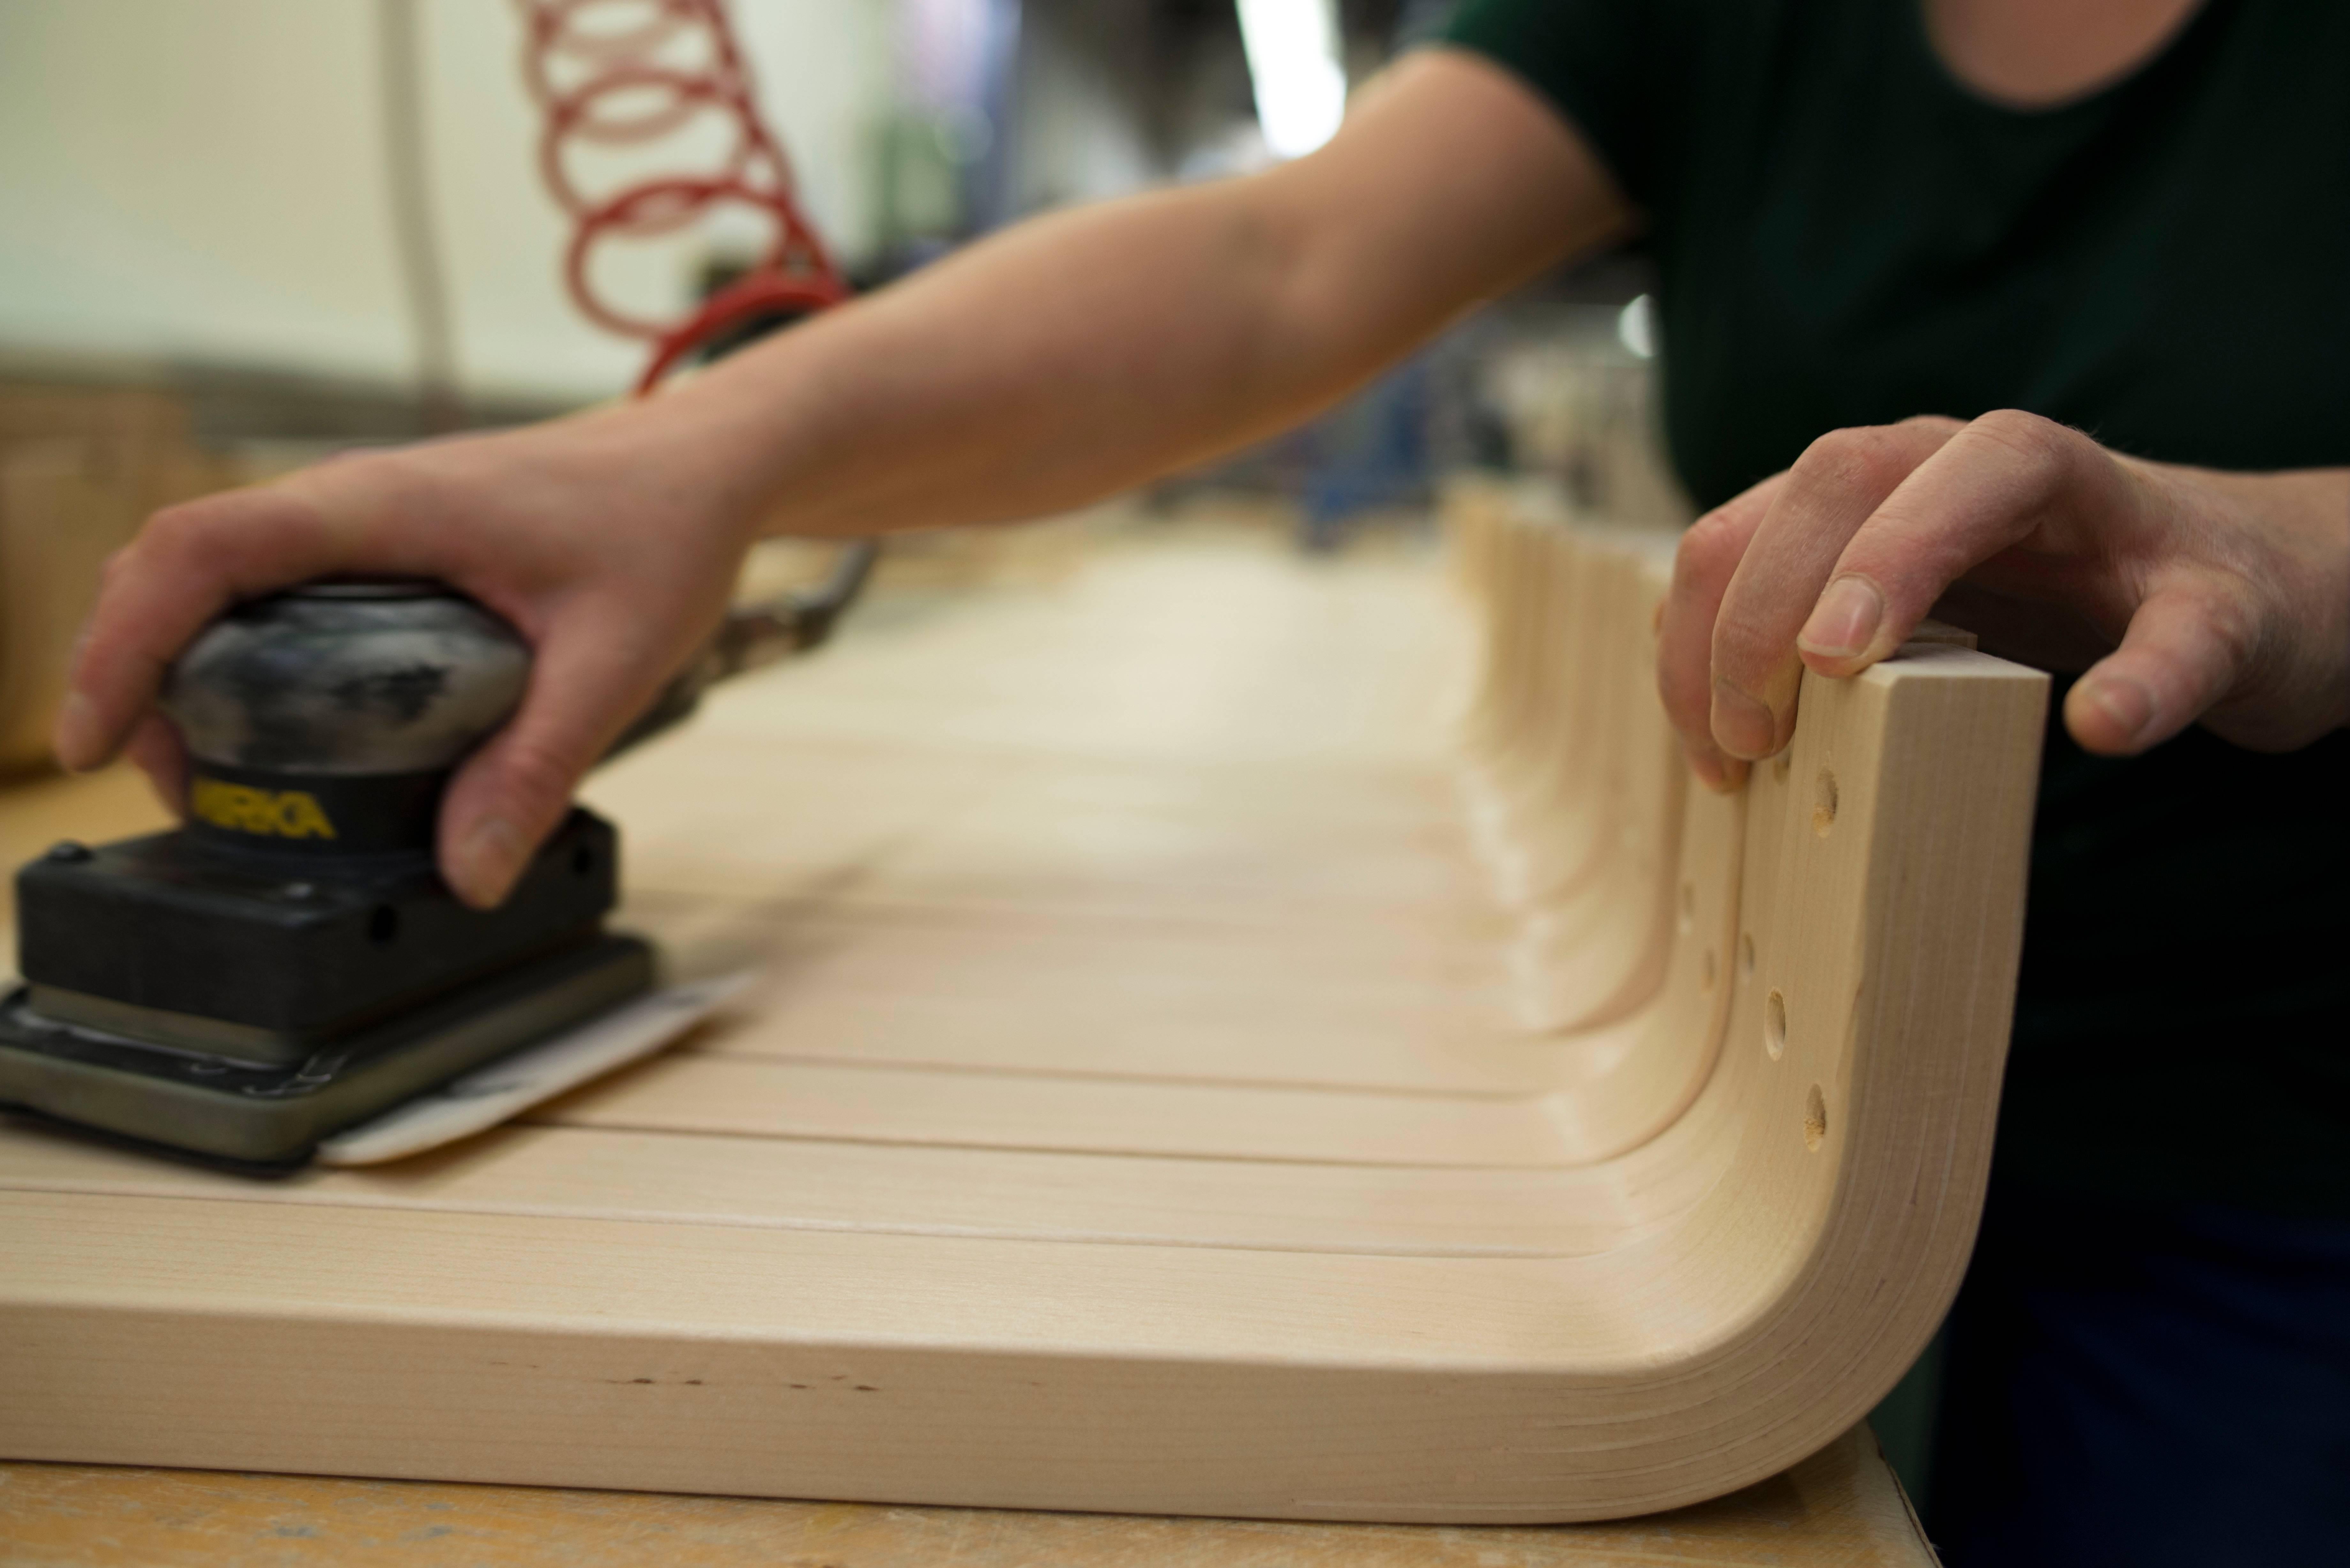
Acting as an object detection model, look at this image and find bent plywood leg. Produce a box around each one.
[0,522,2042,1523]
[1446,494,1687,1036]
[1502,540,1685,1032]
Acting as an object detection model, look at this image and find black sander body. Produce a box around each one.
[0,583,652,1168]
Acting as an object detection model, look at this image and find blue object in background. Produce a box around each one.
[1294,358,1435,551]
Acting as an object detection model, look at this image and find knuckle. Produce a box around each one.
[1674,508,1746,580]
[1787,430,1851,485]
[1791,424,1914,497]
[1965,408,2074,471]
[1969,406,2055,441]
[136,494,262,577]
[135,500,207,556]
[1894,413,1963,437]
[96,543,140,589]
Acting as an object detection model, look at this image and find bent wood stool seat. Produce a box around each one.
[0,504,2045,1522]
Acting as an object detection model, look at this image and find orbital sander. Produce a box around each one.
[0,550,874,1171]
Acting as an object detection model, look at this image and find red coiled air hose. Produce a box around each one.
[513,0,850,392]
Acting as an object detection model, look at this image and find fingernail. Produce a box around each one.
[2086,678,2155,749]
[1798,577,1884,662]
[1711,680,1778,759]
[53,692,105,772]
[451,816,527,908]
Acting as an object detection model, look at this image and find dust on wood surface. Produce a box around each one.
[0,1426,1933,1567]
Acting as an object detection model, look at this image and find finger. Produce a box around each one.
[55,484,362,772]
[1659,472,1785,791]
[435,610,686,908]
[2064,576,2249,756]
[123,712,191,820]
[1796,410,2121,677]
[1711,417,1962,758]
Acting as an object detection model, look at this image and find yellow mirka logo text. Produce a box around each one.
[190,778,338,841]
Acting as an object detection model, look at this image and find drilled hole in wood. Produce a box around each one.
[1740,932,1756,979]
[1678,880,1695,932]
[1804,1084,1827,1151]
[1702,948,1717,991]
[1771,752,1792,783]
[1764,988,1787,1060]
[1813,769,1839,837]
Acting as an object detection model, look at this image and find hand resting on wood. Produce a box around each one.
[50,411,762,909]
[1655,409,2350,790]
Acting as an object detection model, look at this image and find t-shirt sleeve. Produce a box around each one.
[1437,0,1678,209]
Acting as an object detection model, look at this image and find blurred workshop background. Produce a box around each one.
[0,0,1688,764]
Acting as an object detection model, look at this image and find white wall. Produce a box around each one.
[0,0,893,403]
[1007,6,1165,216]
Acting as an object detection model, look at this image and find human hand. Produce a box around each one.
[1656,410,2350,788]
[54,399,763,907]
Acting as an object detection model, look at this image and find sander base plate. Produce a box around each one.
[0,934,656,1169]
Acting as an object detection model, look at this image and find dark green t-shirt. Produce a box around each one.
[1443,0,2350,1214]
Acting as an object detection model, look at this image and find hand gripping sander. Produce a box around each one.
[0,560,872,1172]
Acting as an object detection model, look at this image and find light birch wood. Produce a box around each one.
[0,506,2043,1523]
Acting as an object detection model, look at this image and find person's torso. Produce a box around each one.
[1634,0,2350,1211]
[1651,0,2350,501]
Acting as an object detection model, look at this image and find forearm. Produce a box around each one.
[666,183,1375,538]
[639,49,1624,544]
[56,49,1624,904]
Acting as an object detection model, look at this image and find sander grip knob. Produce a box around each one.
[160,582,529,856]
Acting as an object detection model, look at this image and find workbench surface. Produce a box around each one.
[1,1424,1932,1566]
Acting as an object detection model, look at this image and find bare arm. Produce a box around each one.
[58,48,1627,906]
[640,48,1628,539]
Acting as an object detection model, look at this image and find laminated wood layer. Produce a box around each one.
[0,515,2042,1523]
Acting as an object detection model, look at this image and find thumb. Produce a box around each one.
[435,621,673,908]
[2063,575,2248,755]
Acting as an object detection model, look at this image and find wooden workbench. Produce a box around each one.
[0,1424,1931,1565]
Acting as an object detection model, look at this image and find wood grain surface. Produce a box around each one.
[0,1425,1933,1566]
[0,504,2041,1523]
